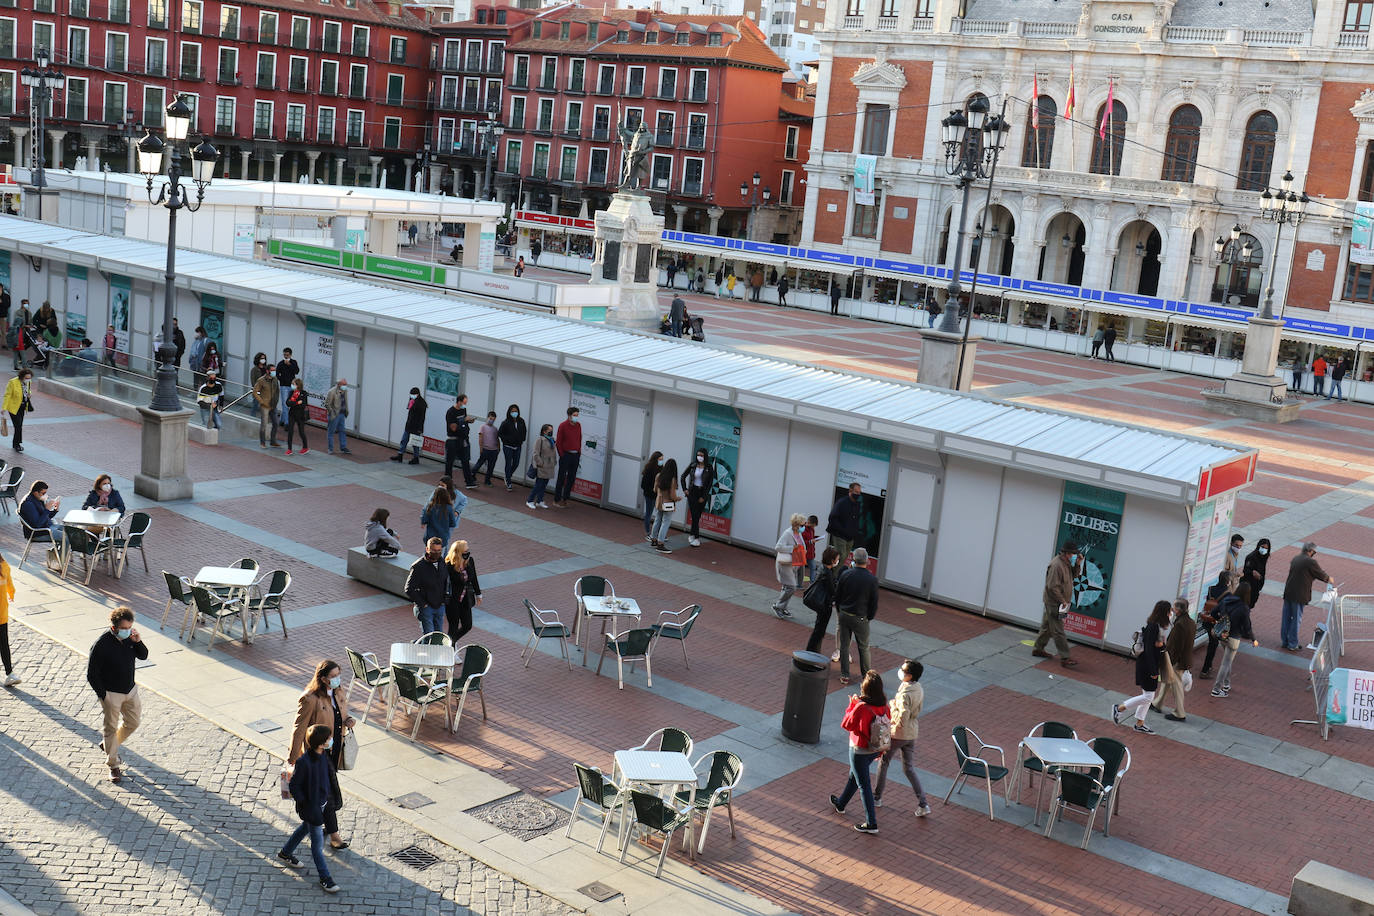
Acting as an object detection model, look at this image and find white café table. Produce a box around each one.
[577,596,642,665]
[187,566,260,642]
[613,749,699,858]
[1015,736,1105,827]
[388,641,457,725]
[60,508,123,577]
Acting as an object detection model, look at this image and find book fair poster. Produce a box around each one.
[199,295,224,354]
[835,433,891,561]
[302,317,335,421]
[424,343,462,456]
[1053,481,1126,640]
[0,251,9,300]
[570,374,612,501]
[108,275,131,367]
[1326,668,1374,729]
[691,400,741,536]
[64,265,87,348]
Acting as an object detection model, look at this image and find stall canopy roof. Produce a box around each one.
[0,216,1255,503]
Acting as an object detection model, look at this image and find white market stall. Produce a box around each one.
[0,215,1256,653]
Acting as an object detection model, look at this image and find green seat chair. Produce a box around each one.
[387,665,451,739]
[453,644,492,732]
[521,598,572,670]
[673,750,743,855]
[189,584,245,650]
[110,511,152,575]
[344,647,394,725]
[1087,736,1132,836]
[621,790,693,877]
[942,725,1009,821]
[1043,770,1107,849]
[160,571,195,635]
[596,627,657,690]
[566,763,626,854]
[648,604,701,669]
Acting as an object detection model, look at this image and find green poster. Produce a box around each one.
[199,294,225,353]
[109,275,132,367]
[0,250,10,302]
[570,375,612,500]
[692,400,741,536]
[423,342,462,448]
[64,265,87,347]
[1054,481,1126,640]
[835,432,892,558]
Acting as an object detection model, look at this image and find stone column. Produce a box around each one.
[10,127,27,167]
[1081,203,1114,290]
[1158,210,1194,301]
[451,166,463,197]
[369,156,383,188]
[550,193,561,215]
[305,150,320,183]
[127,137,136,173]
[239,150,251,180]
[671,203,687,230]
[403,157,415,190]
[272,152,283,182]
[85,137,101,171]
[47,130,66,170]
[708,205,724,235]
[287,156,298,183]
[334,157,345,186]
[428,164,443,195]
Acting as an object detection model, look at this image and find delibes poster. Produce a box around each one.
[108,275,132,368]
[1053,481,1126,640]
[691,400,741,536]
[1327,668,1374,729]
[302,317,335,421]
[423,343,462,456]
[570,374,612,500]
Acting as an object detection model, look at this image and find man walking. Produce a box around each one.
[1103,325,1118,362]
[276,348,300,427]
[834,548,879,685]
[829,282,842,316]
[826,483,863,562]
[714,267,724,299]
[474,410,501,485]
[1312,355,1328,397]
[252,363,281,448]
[87,606,148,783]
[1031,541,1080,668]
[390,387,428,465]
[324,378,352,454]
[1281,541,1331,651]
[872,659,932,816]
[443,394,476,486]
[750,269,764,302]
[1331,357,1349,401]
[171,318,186,367]
[670,294,686,338]
[553,406,582,507]
[404,538,449,635]
[777,275,790,308]
[1151,597,1194,722]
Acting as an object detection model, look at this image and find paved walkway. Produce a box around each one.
[6,292,1374,913]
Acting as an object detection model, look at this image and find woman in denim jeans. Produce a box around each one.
[278,724,341,893]
[650,458,680,554]
[830,670,889,834]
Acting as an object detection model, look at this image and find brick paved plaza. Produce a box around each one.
[3,300,1374,915]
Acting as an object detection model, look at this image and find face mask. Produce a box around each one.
[850,493,859,501]
[101,484,112,493]
[1070,554,1079,564]
[115,627,132,640]
[328,676,341,689]
[697,456,706,463]
[267,371,275,377]
[1259,547,1269,555]
[324,739,334,751]
[510,411,518,418]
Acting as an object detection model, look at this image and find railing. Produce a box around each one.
[591,127,610,141]
[256,77,277,90]
[597,80,614,94]
[145,61,166,76]
[681,181,703,197]
[951,18,1009,35]
[1243,28,1308,46]
[912,16,933,31]
[254,127,275,139]
[217,72,240,85]
[1023,21,1075,38]
[841,15,863,28]
[876,16,898,30]
[1338,30,1370,48]
[685,134,705,150]
[221,24,239,40]
[180,66,200,80]
[105,54,127,72]
[1163,25,1227,42]
[214,123,235,137]
[655,130,674,145]
[289,77,307,92]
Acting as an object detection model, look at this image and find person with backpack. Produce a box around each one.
[1211,582,1259,699]
[829,670,890,835]
[1151,597,1194,723]
[1110,600,1170,735]
[1198,570,1234,679]
[873,659,932,817]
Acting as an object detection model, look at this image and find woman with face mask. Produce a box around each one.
[81,473,126,514]
[1242,538,1271,610]
[497,404,527,493]
[527,424,557,509]
[679,448,716,548]
[639,451,664,541]
[288,660,354,850]
[279,724,341,893]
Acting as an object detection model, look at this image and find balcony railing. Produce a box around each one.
[346,132,365,146]
[589,169,608,186]
[256,77,277,90]
[1339,30,1370,48]
[1160,25,1226,41]
[534,119,552,133]
[289,77,307,92]
[841,15,863,28]
[597,79,614,94]
[221,24,238,39]
[285,126,304,141]
[214,122,235,137]
[145,61,166,76]
[1023,21,1074,37]
[680,180,703,197]
[685,132,705,150]
[625,82,644,97]
[876,16,898,30]
[105,54,127,71]
[689,88,706,102]
[217,71,240,85]
[104,105,126,123]
[254,126,274,139]
[319,36,339,53]
[950,18,1009,35]
[591,127,610,141]
[655,129,673,145]
[180,65,200,80]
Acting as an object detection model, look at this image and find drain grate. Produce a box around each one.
[464,792,569,842]
[260,479,304,491]
[577,882,622,903]
[389,845,442,871]
[246,718,282,734]
[394,792,434,810]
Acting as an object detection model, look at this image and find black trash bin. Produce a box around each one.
[781,650,831,744]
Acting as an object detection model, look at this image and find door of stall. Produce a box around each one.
[607,397,650,512]
[880,461,940,593]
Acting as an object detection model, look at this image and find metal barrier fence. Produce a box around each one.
[1335,593,1374,660]
[1292,620,1335,740]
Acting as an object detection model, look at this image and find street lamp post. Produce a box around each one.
[20,49,65,225]
[739,170,761,239]
[477,104,504,201]
[132,94,218,500]
[1213,223,1253,308]
[1257,169,1308,320]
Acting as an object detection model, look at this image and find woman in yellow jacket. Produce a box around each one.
[288,659,354,848]
[2,368,34,452]
[0,549,19,686]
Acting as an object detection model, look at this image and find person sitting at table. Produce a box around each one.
[19,479,60,540]
[363,508,402,558]
[81,474,127,515]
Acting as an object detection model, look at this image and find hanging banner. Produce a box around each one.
[1178,498,1214,618]
[108,275,132,367]
[64,265,88,348]
[691,400,741,536]
[1326,668,1374,729]
[1053,481,1126,640]
[570,374,612,500]
[1351,203,1374,266]
[233,223,256,259]
[424,342,462,454]
[1201,491,1236,588]
[302,316,335,421]
[0,251,11,306]
[199,294,225,353]
[835,432,891,559]
[478,229,496,272]
[853,154,877,206]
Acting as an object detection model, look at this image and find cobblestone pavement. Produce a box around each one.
[0,622,573,916]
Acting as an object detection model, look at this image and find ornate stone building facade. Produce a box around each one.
[804,0,1374,340]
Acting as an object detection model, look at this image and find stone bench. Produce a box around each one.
[1290,861,1374,915]
[346,547,415,600]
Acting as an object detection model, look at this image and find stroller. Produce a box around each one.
[659,309,707,342]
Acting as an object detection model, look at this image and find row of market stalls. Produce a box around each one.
[0,214,1257,653]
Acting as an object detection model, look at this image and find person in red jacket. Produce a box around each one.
[552,406,582,507]
[828,670,890,834]
[1312,355,1328,397]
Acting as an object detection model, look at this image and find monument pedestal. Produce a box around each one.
[917,329,980,392]
[134,407,195,501]
[1202,316,1301,422]
[591,191,665,332]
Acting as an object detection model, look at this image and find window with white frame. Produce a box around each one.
[569,58,585,92]
[565,100,581,134]
[683,157,704,195]
[532,142,549,178]
[626,66,645,96]
[686,112,706,149]
[389,35,406,62]
[689,68,707,101]
[259,11,277,44]
[67,26,88,65]
[559,145,577,181]
[540,56,556,89]
[503,138,521,172]
[785,124,799,159]
[0,72,13,115]
[286,103,304,140]
[589,147,609,184]
[0,21,14,60]
[215,96,235,133]
[219,6,238,38]
[65,76,85,119]
[288,56,307,92]
[256,52,275,88]
[144,36,166,76]
[217,46,236,83]
[320,60,338,94]
[350,25,369,57]
[383,116,400,147]
[103,81,126,123]
[597,63,614,94]
[851,189,881,238]
[346,109,363,144]
[509,95,525,129]
[182,0,201,32]
[254,99,273,136]
[592,104,611,140]
[142,86,164,126]
[317,106,335,142]
[780,169,794,204]
[625,106,642,129]
[537,97,553,132]
[655,110,674,145]
[386,73,403,105]
[348,63,366,97]
[321,21,340,52]
[658,67,676,99]
[651,153,672,190]
[105,32,127,71]
[179,41,200,79]
[33,22,53,57]
[290,16,309,49]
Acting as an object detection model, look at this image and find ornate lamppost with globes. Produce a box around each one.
[131,94,218,500]
[1257,170,1308,320]
[1214,223,1253,309]
[20,49,64,230]
[917,95,1010,391]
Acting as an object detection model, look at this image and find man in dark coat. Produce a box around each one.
[826,483,863,561]
[390,387,428,465]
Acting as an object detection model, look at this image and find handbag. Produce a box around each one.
[527,463,537,478]
[661,500,676,512]
[1211,614,1231,641]
[340,728,358,771]
[802,575,831,613]
[790,542,807,566]
[1,414,8,437]
[1182,671,1194,693]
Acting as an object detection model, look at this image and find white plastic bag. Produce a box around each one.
[1182,671,1193,693]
